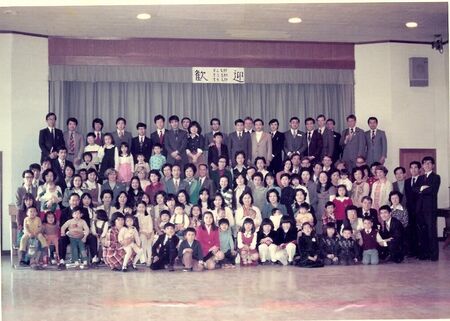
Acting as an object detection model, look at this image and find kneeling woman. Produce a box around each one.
[103,212,127,271]
[196,212,224,270]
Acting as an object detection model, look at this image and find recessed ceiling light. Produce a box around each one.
[288,17,302,24]
[137,13,151,20]
[405,21,418,28]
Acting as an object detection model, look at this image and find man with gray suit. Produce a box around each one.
[228,119,252,166]
[339,114,366,171]
[316,114,335,159]
[15,170,38,208]
[165,115,188,167]
[63,117,84,166]
[365,117,388,166]
[284,117,306,159]
[164,165,188,195]
[111,117,133,148]
[251,119,272,166]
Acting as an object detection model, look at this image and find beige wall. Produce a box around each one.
[355,43,449,209]
[0,34,48,251]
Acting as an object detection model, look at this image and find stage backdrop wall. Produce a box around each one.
[49,67,354,134]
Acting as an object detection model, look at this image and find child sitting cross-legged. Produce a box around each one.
[295,222,324,268]
[178,227,204,272]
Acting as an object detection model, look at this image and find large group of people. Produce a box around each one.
[15,111,441,272]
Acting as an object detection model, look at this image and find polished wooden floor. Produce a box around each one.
[2,247,450,320]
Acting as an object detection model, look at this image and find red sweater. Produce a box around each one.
[196,226,220,257]
[332,197,353,221]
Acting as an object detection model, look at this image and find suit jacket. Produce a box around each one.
[165,129,188,166]
[131,136,153,163]
[393,180,407,208]
[339,127,366,167]
[414,172,441,213]
[51,158,74,192]
[15,185,38,208]
[318,127,335,159]
[152,234,180,257]
[39,127,65,162]
[100,181,127,203]
[208,144,229,167]
[178,239,203,260]
[228,131,252,166]
[283,130,306,158]
[165,178,189,195]
[365,129,387,165]
[404,177,419,216]
[332,131,342,161]
[63,131,84,164]
[379,216,404,258]
[304,130,323,161]
[269,131,285,173]
[150,130,167,157]
[251,132,272,164]
[111,130,133,148]
[198,176,215,196]
[205,131,228,147]
[356,207,380,227]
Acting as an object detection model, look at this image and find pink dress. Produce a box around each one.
[117,155,133,183]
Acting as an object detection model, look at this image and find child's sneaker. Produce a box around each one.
[51,259,57,265]
[92,256,99,264]
[74,261,80,267]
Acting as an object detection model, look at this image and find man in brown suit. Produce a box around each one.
[251,119,272,166]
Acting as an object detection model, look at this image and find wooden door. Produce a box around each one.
[399,148,437,178]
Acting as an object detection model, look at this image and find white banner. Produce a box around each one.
[192,67,245,84]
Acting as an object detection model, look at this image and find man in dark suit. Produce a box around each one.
[379,205,404,263]
[365,117,388,166]
[228,119,252,166]
[404,161,421,257]
[268,119,284,174]
[150,114,167,157]
[284,117,306,160]
[131,122,153,163]
[357,196,380,227]
[51,146,73,192]
[111,117,133,148]
[39,112,65,163]
[339,114,366,172]
[414,156,440,261]
[393,166,407,208]
[316,114,335,159]
[198,164,215,195]
[244,117,254,134]
[204,118,228,146]
[92,118,105,146]
[208,132,229,168]
[165,115,188,167]
[326,118,342,162]
[303,118,323,162]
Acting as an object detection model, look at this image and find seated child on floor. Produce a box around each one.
[320,222,339,265]
[178,227,204,272]
[295,222,324,268]
[337,227,359,265]
[218,218,237,268]
[257,218,277,265]
[151,222,179,271]
[237,217,259,266]
[118,214,144,271]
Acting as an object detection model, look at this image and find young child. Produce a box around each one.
[295,222,324,268]
[257,218,277,265]
[115,142,134,184]
[135,202,154,267]
[38,181,62,214]
[273,216,297,265]
[91,209,109,262]
[338,169,353,192]
[358,217,382,265]
[150,143,166,171]
[269,208,283,231]
[19,206,48,266]
[332,185,353,231]
[151,222,179,271]
[237,218,259,266]
[218,218,237,268]
[134,153,150,173]
[322,201,337,230]
[178,227,204,272]
[337,227,359,265]
[60,206,90,267]
[156,210,171,236]
[320,223,339,265]
[41,211,60,265]
[118,214,144,271]
[84,133,101,167]
[170,204,190,238]
[294,203,315,232]
[79,152,96,171]
[189,205,203,229]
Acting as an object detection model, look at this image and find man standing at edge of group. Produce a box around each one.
[39,112,65,163]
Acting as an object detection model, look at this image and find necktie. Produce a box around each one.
[175,179,179,190]
[382,221,386,232]
[159,131,164,144]
[308,132,312,144]
[61,160,65,171]
[200,177,204,186]
[174,130,178,140]
[69,132,75,153]
[371,130,375,143]
[140,136,144,148]
[292,130,296,138]
[350,128,354,135]
[238,132,241,139]
[412,177,416,187]
[51,128,55,142]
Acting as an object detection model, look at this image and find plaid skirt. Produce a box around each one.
[103,227,126,269]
